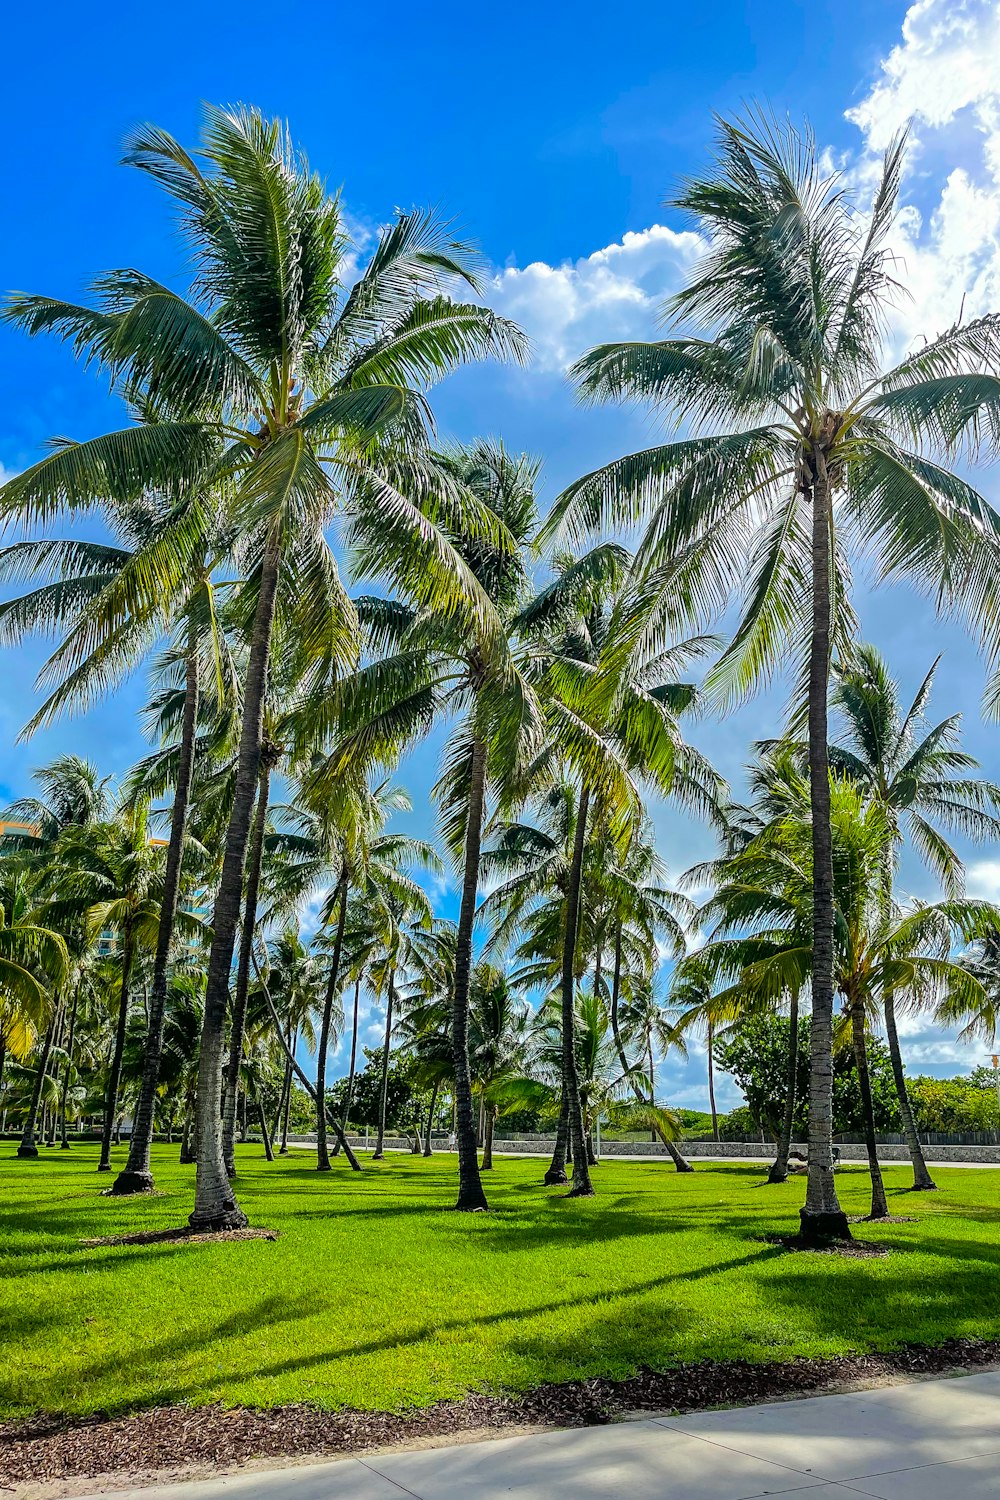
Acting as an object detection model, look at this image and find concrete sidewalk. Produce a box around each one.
[80,1369,1000,1498]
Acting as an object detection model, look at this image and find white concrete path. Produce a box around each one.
[80,1370,1000,1499]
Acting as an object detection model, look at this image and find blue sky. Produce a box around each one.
[3,0,1000,1108]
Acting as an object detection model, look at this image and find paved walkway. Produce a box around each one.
[82,1370,1000,1498]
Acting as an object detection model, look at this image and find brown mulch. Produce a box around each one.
[79,1227,280,1248]
[4,1338,1000,1488]
[849,1215,919,1225]
[759,1232,890,1258]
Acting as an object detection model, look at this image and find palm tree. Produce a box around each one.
[48,803,170,1172]
[549,115,1000,1242]
[0,867,68,1160]
[2,106,525,1230]
[511,547,721,1194]
[332,440,544,1207]
[467,962,533,1169]
[828,643,1000,1190]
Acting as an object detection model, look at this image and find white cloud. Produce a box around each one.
[487,225,703,373]
[967,858,1000,902]
[845,0,1000,355]
[846,0,1000,151]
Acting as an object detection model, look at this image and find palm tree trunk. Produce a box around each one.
[562,786,593,1197]
[768,991,800,1183]
[179,1102,194,1164]
[222,759,273,1179]
[884,988,936,1190]
[423,1080,439,1156]
[278,1045,293,1155]
[315,875,348,1172]
[114,632,199,1195]
[59,983,81,1150]
[256,1093,274,1162]
[850,993,889,1220]
[801,446,850,1244]
[545,1092,570,1184]
[373,969,395,1161]
[334,979,361,1157]
[481,1106,495,1170]
[451,736,490,1210]
[99,922,136,1173]
[707,1017,719,1143]
[190,525,282,1231]
[255,964,361,1170]
[17,1011,57,1158]
[609,921,693,1170]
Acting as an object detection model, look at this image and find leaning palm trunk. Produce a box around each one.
[114,637,199,1194]
[98,924,136,1172]
[222,759,273,1178]
[255,964,361,1170]
[562,787,593,1196]
[883,988,935,1190]
[609,923,692,1171]
[190,528,283,1231]
[17,1011,58,1158]
[545,1092,570,1184]
[372,970,396,1161]
[802,448,850,1243]
[481,1105,495,1170]
[278,1044,293,1155]
[451,736,489,1209]
[768,990,800,1184]
[315,876,348,1172]
[59,982,81,1150]
[707,1018,719,1142]
[334,979,362,1157]
[849,993,889,1220]
[423,1080,440,1157]
[256,1093,275,1162]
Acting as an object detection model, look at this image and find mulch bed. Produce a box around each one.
[79,1227,279,1248]
[4,1338,1000,1487]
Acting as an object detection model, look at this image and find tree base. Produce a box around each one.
[60,1142,71,1150]
[109,1169,156,1195]
[767,1163,788,1184]
[567,1184,596,1197]
[798,1207,852,1244]
[316,1162,331,1173]
[454,1193,489,1212]
[910,1179,938,1192]
[371,1151,385,1161]
[543,1168,568,1185]
[188,1203,249,1233]
[96,1161,112,1173]
[16,1144,38,1159]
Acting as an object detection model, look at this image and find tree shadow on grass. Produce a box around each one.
[111,1245,785,1411]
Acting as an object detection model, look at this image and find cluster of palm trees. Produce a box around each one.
[4,106,1000,1245]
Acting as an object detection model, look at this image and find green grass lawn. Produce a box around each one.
[3,1144,999,1419]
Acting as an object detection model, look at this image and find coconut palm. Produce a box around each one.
[0,867,68,1153]
[827,643,1000,1190]
[510,546,721,1194]
[2,105,525,1229]
[46,803,175,1172]
[549,115,1000,1241]
[322,440,544,1207]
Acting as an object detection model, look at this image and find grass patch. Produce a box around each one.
[2,1144,999,1418]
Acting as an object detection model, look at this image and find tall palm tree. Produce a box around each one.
[828,643,1000,1190]
[47,803,171,1171]
[330,440,544,1207]
[1,106,525,1230]
[0,868,68,1143]
[549,115,1000,1242]
[512,547,721,1194]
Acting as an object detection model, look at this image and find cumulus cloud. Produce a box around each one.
[966,858,1000,902]
[487,224,703,373]
[844,0,1000,356]
[846,0,1000,150]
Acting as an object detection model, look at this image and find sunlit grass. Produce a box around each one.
[2,1144,998,1418]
